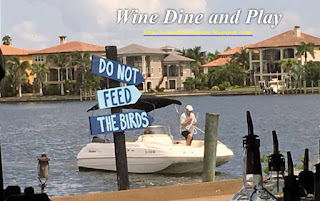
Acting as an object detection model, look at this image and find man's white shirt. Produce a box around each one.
[180,113,197,132]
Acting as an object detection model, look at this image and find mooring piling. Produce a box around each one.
[202,113,219,182]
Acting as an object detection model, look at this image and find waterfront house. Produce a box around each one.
[118,44,195,91]
[246,26,320,87]
[0,45,35,84]
[200,46,243,74]
[30,36,105,91]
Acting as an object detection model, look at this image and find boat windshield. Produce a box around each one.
[143,126,170,135]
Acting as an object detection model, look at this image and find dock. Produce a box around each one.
[52,179,242,201]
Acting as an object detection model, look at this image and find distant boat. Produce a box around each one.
[77,125,234,174]
[269,78,285,94]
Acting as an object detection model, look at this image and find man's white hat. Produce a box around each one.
[186,105,193,111]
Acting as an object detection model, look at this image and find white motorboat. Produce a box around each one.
[77,125,234,174]
[269,78,285,94]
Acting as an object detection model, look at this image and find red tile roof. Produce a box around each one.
[219,47,243,56]
[0,45,35,56]
[201,57,231,67]
[31,41,105,54]
[246,30,320,49]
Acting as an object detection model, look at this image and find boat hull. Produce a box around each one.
[77,140,233,174]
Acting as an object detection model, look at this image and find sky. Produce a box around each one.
[1,0,319,53]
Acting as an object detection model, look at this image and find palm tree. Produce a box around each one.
[232,48,249,70]
[183,77,197,91]
[290,64,305,88]
[6,56,30,97]
[186,46,206,77]
[2,35,12,45]
[47,53,71,95]
[195,72,208,89]
[31,63,49,96]
[224,46,231,51]
[231,48,249,86]
[279,59,297,88]
[175,48,189,57]
[205,50,220,62]
[296,42,315,64]
[71,51,90,86]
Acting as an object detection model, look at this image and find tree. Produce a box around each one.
[224,46,231,51]
[290,64,305,88]
[195,72,208,89]
[279,59,297,87]
[31,63,49,96]
[205,50,220,62]
[208,63,246,88]
[175,47,188,57]
[304,61,320,87]
[71,51,101,92]
[232,48,249,70]
[2,35,12,45]
[296,42,315,64]
[183,77,197,91]
[47,53,71,95]
[186,46,206,77]
[6,56,30,97]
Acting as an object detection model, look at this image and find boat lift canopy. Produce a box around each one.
[87,95,182,112]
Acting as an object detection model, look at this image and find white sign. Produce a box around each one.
[96,85,141,109]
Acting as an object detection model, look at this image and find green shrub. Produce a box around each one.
[201,86,209,90]
[219,82,231,90]
[211,86,219,91]
[43,84,60,95]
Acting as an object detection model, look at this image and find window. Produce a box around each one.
[283,48,294,58]
[49,69,58,81]
[169,80,176,89]
[34,55,44,62]
[168,65,178,77]
[163,66,168,76]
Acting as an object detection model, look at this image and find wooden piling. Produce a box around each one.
[312,81,314,94]
[303,81,307,94]
[254,80,257,95]
[315,164,320,201]
[318,80,320,94]
[202,113,219,182]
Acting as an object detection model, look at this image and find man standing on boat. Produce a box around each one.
[180,105,197,146]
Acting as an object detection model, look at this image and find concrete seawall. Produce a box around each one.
[52,179,242,201]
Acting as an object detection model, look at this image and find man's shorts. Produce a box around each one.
[181,131,190,139]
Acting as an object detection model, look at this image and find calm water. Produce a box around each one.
[0,94,320,197]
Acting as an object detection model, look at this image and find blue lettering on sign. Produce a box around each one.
[91,55,144,85]
[97,85,141,109]
[89,111,154,135]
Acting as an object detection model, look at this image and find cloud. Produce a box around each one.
[8,21,48,49]
[45,0,206,32]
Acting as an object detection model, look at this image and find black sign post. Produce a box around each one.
[0,49,5,201]
[105,46,130,190]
